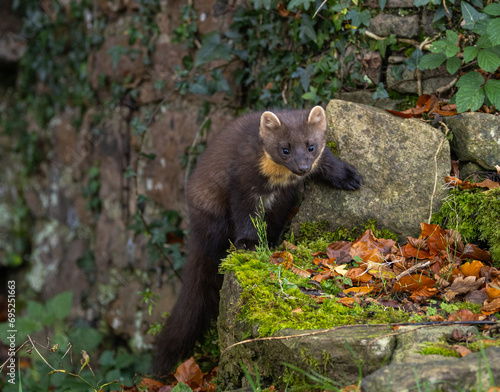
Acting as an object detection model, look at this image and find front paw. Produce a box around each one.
[341,165,363,190]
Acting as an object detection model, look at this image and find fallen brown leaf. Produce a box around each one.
[270,251,293,269]
[393,274,436,292]
[453,345,472,357]
[448,309,481,321]
[444,276,486,301]
[460,260,484,278]
[482,297,500,315]
[175,357,203,387]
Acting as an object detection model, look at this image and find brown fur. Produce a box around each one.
[152,106,363,376]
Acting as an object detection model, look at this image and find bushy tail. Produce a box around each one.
[152,239,224,376]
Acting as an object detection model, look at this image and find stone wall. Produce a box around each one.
[0,0,492,353]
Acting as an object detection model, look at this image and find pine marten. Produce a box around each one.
[152,106,362,375]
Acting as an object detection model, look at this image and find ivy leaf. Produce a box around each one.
[140,152,156,161]
[299,14,317,42]
[373,83,389,100]
[376,35,397,58]
[463,46,479,62]
[484,79,500,109]
[288,0,315,10]
[477,49,500,73]
[347,9,371,28]
[194,32,232,67]
[461,2,487,30]
[405,48,424,71]
[455,86,485,113]
[292,64,314,92]
[433,5,451,22]
[446,57,462,75]
[484,3,500,16]
[413,0,432,6]
[124,166,137,178]
[486,18,500,45]
[419,52,447,69]
[379,0,387,10]
[131,117,147,136]
[302,86,317,101]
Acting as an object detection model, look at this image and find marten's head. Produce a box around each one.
[259,106,327,185]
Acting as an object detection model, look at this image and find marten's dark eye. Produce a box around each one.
[282,147,290,155]
[308,145,315,152]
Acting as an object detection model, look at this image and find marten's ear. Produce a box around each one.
[260,111,281,136]
[307,106,326,130]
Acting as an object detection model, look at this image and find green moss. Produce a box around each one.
[479,187,500,264]
[420,342,461,358]
[468,339,500,352]
[432,187,500,266]
[220,250,410,339]
[326,142,338,157]
[296,218,399,244]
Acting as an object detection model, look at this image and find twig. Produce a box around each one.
[428,122,450,224]
[313,0,328,18]
[220,320,498,356]
[0,340,28,372]
[395,260,431,281]
[27,335,57,371]
[435,76,459,94]
[443,0,452,26]
[365,30,432,51]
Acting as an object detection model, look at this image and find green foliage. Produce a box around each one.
[250,198,271,259]
[431,188,483,242]
[82,162,102,218]
[15,0,98,126]
[432,187,500,266]
[220,251,409,338]
[129,209,185,271]
[416,1,500,112]
[0,291,150,391]
[479,188,500,264]
[0,197,32,267]
[174,0,386,110]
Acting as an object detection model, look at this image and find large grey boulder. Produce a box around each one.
[292,99,450,241]
[361,346,500,392]
[444,113,500,171]
[217,272,498,391]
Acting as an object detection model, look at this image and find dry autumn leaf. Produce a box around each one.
[342,286,374,296]
[453,345,472,357]
[174,357,203,387]
[460,244,493,264]
[444,276,486,301]
[393,274,436,292]
[139,378,165,389]
[459,260,484,278]
[312,270,332,282]
[482,297,500,315]
[410,287,438,301]
[350,229,396,260]
[270,251,293,269]
[291,266,311,279]
[420,223,448,255]
[485,280,500,301]
[326,241,352,264]
[448,309,481,322]
[346,267,373,284]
